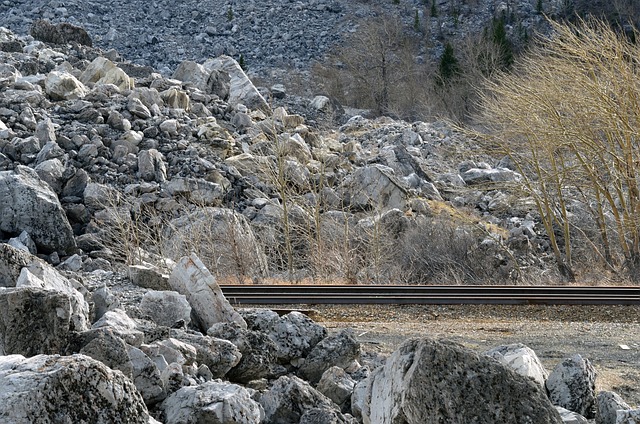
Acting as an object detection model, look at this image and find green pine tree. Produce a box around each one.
[491,16,514,69]
[438,42,459,83]
[430,0,437,17]
[414,10,420,31]
[227,6,233,21]
[238,54,247,70]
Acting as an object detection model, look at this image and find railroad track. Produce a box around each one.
[220,285,640,305]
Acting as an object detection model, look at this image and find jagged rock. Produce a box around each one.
[92,284,120,321]
[546,354,597,419]
[128,344,166,404]
[207,322,284,383]
[16,259,90,331]
[84,182,119,210]
[44,70,90,100]
[78,328,133,377]
[204,55,269,111]
[0,243,33,287]
[137,148,167,182]
[128,264,171,291]
[0,354,149,423]
[317,366,356,411]
[30,19,92,46]
[557,406,589,423]
[260,375,354,424]
[360,337,562,424]
[92,308,144,346]
[0,165,76,254]
[168,253,247,331]
[597,391,631,424]
[128,97,152,119]
[139,290,191,328]
[144,338,197,367]
[0,287,82,355]
[35,158,65,193]
[161,380,264,424]
[161,88,190,110]
[298,329,360,384]
[172,330,242,379]
[299,408,356,424]
[241,309,327,364]
[8,230,36,254]
[342,164,407,211]
[172,60,230,99]
[35,118,56,144]
[461,167,522,185]
[485,343,548,388]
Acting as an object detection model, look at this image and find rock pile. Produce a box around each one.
[0,24,636,423]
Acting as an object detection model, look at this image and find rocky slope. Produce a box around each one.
[0,15,637,424]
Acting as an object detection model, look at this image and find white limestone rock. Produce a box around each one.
[485,343,549,388]
[0,353,149,423]
[203,55,269,111]
[161,380,264,424]
[546,354,597,419]
[44,70,89,100]
[140,290,191,328]
[168,253,247,331]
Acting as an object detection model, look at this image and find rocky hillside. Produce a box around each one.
[0,7,637,424]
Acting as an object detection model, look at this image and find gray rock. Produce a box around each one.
[260,375,353,424]
[0,243,35,287]
[317,366,356,411]
[0,354,149,423]
[485,343,548,388]
[546,354,597,419]
[92,308,144,346]
[597,391,631,424]
[137,148,167,182]
[461,167,522,185]
[168,253,247,331]
[203,56,269,111]
[16,260,90,331]
[241,309,327,364]
[207,322,283,383]
[128,344,166,404]
[298,329,360,384]
[78,328,133,377]
[35,158,65,193]
[361,337,562,424]
[557,406,589,423]
[30,19,92,46]
[172,330,242,379]
[139,290,191,328]
[128,265,171,291]
[161,380,263,424]
[92,284,121,321]
[0,287,81,355]
[342,164,407,211]
[616,408,640,423]
[35,118,56,144]
[0,165,76,254]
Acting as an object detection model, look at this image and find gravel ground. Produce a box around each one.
[302,304,640,406]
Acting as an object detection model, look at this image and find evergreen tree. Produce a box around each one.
[491,16,514,69]
[438,42,459,83]
[430,0,437,17]
[414,10,420,31]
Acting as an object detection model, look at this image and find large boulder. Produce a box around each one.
[207,322,283,384]
[172,330,242,379]
[342,164,407,211]
[597,391,631,424]
[0,286,88,356]
[298,329,360,384]
[161,380,264,424]
[241,309,327,364]
[485,343,549,388]
[360,337,563,424]
[44,70,90,101]
[546,354,597,419]
[168,253,247,332]
[203,55,268,111]
[139,290,191,328]
[30,19,92,46]
[317,366,356,412]
[16,262,90,332]
[0,166,76,254]
[172,60,230,99]
[0,354,149,423]
[260,375,354,424]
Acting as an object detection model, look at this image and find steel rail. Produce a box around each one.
[220,285,640,305]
